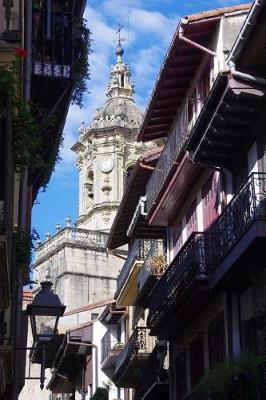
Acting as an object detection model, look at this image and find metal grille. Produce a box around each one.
[209,173,266,271]
[115,240,153,299]
[147,233,211,333]
[32,1,74,78]
[113,327,148,379]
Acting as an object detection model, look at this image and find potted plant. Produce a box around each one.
[147,252,168,275]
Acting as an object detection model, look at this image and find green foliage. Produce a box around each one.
[14,229,34,283]
[0,56,57,174]
[72,17,92,108]
[90,387,108,400]
[196,352,266,400]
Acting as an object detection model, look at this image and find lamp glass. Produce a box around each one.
[34,315,58,342]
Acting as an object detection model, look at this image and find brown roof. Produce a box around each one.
[187,4,251,21]
[138,3,251,142]
[64,298,115,316]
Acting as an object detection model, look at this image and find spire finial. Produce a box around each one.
[115,24,125,60]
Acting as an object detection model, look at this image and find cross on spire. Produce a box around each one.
[115,23,125,47]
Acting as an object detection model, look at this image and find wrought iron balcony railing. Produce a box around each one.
[146,104,190,214]
[147,233,211,333]
[32,1,74,78]
[134,343,168,400]
[147,173,266,334]
[101,329,123,363]
[209,172,266,272]
[137,240,166,302]
[113,327,150,380]
[115,239,152,299]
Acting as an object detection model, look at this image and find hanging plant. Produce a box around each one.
[196,352,266,400]
[72,17,92,108]
[0,49,56,174]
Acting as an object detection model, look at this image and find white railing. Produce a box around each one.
[35,227,108,262]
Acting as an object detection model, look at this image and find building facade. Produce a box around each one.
[0,0,87,398]
[102,3,266,400]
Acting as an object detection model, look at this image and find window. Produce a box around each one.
[121,73,124,87]
[91,313,98,320]
[208,312,226,369]
[190,334,205,388]
[86,170,94,199]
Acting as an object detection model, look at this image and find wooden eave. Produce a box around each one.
[187,73,266,169]
[107,150,162,250]
[138,4,251,143]
[138,19,220,142]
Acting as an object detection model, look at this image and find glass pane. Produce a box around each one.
[35,315,57,341]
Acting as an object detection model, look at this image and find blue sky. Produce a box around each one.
[32,0,246,241]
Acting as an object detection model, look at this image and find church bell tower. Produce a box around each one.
[73,42,145,232]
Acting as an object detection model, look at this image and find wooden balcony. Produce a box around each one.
[136,240,166,307]
[115,240,152,306]
[147,233,211,338]
[146,104,190,218]
[112,327,153,388]
[101,330,123,379]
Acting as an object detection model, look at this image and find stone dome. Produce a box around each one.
[90,97,143,129]
[89,43,143,130]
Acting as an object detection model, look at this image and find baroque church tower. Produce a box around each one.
[73,43,143,231]
[34,43,148,312]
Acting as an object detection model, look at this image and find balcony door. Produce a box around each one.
[202,172,218,231]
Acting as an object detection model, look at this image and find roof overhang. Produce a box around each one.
[107,149,162,249]
[138,4,251,143]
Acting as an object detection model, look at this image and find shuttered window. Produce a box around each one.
[186,199,197,238]
[202,172,218,231]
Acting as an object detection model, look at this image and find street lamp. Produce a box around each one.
[26,281,66,389]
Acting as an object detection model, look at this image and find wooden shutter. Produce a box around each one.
[208,312,226,369]
[202,172,218,231]
[190,334,205,389]
[186,199,197,238]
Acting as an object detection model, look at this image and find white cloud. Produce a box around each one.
[55,1,178,177]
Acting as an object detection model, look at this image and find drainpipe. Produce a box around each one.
[139,162,154,171]
[140,196,147,216]
[179,19,217,57]
[228,0,266,63]
[228,60,266,87]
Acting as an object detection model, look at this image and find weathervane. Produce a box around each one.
[115,23,125,47]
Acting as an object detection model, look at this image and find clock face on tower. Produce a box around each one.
[98,157,114,173]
